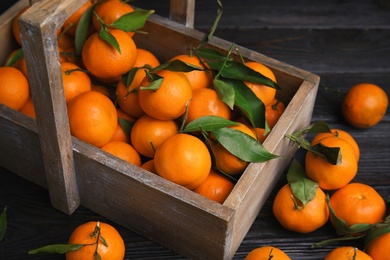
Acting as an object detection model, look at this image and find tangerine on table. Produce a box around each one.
[245,246,291,260]
[168,53,213,90]
[138,70,193,120]
[305,135,358,190]
[0,66,29,111]
[82,29,137,81]
[186,87,232,124]
[329,183,386,228]
[272,183,329,233]
[116,48,160,118]
[101,141,141,166]
[154,133,211,190]
[193,169,235,204]
[61,62,91,103]
[366,231,390,260]
[244,61,277,107]
[67,91,118,148]
[66,221,125,260]
[324,246,373,260]
[342,83,388,128]
[210,123,257,176]
[311,128,360,161]
[92,0,134,32]
[130,114,179,158]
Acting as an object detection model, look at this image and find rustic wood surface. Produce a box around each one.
[1,0,390,259]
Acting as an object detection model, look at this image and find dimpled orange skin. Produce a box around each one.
[272,183,329,233]
[305,136,358,190]
[0,66,29,110]
[81,29,137,80]
[324,246,373,260]
[366,232,390,260]
[245,246,291,260]
[154,133,211,190]
[342,83,388,128]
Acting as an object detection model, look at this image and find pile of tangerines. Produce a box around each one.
[1,0,389,259]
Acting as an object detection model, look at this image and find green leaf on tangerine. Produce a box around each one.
[207,60,280,90]
[113,9,154,32]
[183,115,239,133]
[139,76,163,91]
[75,3,95,56]
[311,143,341,165]
[0,206,7,241]
[287,159,319,207]
[213,78,235,109]
[326,195,374,236]
[364,222,390,250]
[99,28,121,54]
[4,48,23,66]
[119,117,134,138]
[212,127,279,162]
[153,59,203,73]
[195,47,232,62]
[28,244,84,254]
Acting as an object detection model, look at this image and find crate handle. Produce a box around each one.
[169,0,195,28]
[18,0,89,215]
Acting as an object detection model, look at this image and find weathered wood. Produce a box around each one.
[169,0,195,28]
[0,0,318,259]
[18,0,89,215]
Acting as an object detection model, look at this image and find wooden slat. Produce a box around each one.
[169,0,195,28]
[17,0,89,215]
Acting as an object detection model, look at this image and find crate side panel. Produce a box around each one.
[225,79,319,252]
[72,141,235,259]
[0,105,46,187]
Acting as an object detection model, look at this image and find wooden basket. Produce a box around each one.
[0,0,319,259]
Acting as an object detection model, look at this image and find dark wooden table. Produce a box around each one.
[1,0,390,259]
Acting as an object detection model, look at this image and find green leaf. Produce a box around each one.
[122,67,139,88]
[153,59,203,73]
[196,0,223,49]
[196,47,232,62]
[327,195,374,236]
[139,76,163,91]
[213,78,235,109]
[285,121,340,165]
[99,28,121,54]
[287,160,319,207]
[207,60,280,90]
[0,206,7,241]
[4,48,23,66]
[112,9,154,32]
[118,117,134,138]
[75,3,95,56]
[183,115,239,133]
[28,244,84,254]
[211,127,279,162]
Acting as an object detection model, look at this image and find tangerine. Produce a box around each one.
[329,183,386,228]
[138,70,193,120]
[325,246,373,260]
[193,169,234,204]
[342,83,388,128]
[61,62,92,103]
[154,133,211,190]
[101,141,141,166]
[305,135,358,190]
[66,221,125,260]
[130,114,179,158]
[168,54,212,90]
[82,29,137,80]
[366,231,390,260]
[272,183,329,233]
[265,98,285,129]
[186,87,231,124]
[245,246,291,260]
[67,91,118,147]
[92,0,134,32]
[244,61,277,106]
[0,66,29,110]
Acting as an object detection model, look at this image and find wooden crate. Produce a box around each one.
[0,0,319,259]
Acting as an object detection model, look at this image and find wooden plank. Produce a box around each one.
[18,0,89,215]
[169,0,195,28]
